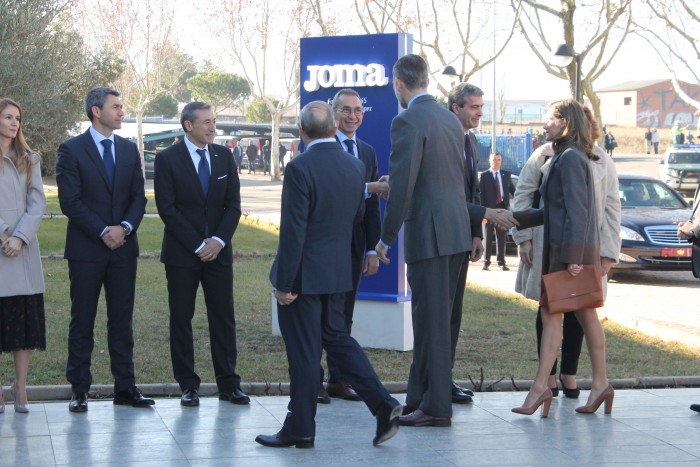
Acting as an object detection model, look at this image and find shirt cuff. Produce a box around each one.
[364,183,370,199]
[379,240,390,250]
[100,226,108,237]
[194,241,206,253]
[366,250,377,255]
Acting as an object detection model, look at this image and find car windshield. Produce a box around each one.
[668,151,700,164]
[619,179,686,209]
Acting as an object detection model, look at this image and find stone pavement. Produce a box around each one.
[2,388,700,466]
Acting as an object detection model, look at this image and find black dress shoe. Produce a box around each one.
[69,392,88,413]
[500,265,510,271]
[219,387,250,405]
[326,381,362,401]
[317,385,331,404]
[690,404,700,413]
[451,384,473,404]
[452,381,474,397]
[374,397,402,446]
[113,386,155,407]
[255,428,314,448]
[181,388,199,407]
[482,263,490,270]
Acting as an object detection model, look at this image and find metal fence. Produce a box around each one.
[475,130,533,176]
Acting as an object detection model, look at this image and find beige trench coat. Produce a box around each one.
[512,144,620,301]
[0,152,46,297]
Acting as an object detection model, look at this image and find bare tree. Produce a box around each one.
[498,83,507,124]
[210,0,316,181]
[76,0,190,175]
[634,0,700,110]
[511,0,633,129]
[354,0,521,96]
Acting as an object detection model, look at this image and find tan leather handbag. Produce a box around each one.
[540,265,604,314]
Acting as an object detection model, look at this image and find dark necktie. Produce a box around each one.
[101,139,114,187]
[344,139,355,157]
[494,172,503,204]
[196,148,210,195]
[464,134,473,183]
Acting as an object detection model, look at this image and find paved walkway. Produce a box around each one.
[2,388,700,466]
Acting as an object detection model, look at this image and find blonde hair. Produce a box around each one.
[0,98,34,185]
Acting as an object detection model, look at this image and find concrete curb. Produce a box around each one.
[9,376,700,402]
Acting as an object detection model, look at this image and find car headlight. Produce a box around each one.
[620,226,644,241]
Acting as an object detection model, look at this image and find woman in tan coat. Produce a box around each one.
[513,107,620,398]
[0,98,46,414]
[512,99,613,417]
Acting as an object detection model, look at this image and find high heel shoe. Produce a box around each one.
[575,384,614,414]
[559,375,580,399]
[11,384,29,414]
[512,388,553,417]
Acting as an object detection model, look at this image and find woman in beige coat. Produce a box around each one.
[0,98,46,414]
[513,107,620,399]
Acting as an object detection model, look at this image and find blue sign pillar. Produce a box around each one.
[298,33,413,350]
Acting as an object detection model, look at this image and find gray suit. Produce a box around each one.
[381,94,471,417]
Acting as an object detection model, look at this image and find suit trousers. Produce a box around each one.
[405,252,465,418]
[278,292,390,438]
[165,261,241,392]
[450,253,471,367]
[325,247,364,383]
[483,221,506,265]
[535,306,584,375]
[66,256,137,393]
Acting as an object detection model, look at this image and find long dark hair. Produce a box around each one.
[549,99,595,160]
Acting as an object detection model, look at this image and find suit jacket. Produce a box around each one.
[154,140,241,267]
[381,95,474,264]
[336,135,381,258]
[56,130,146,261]
[465,131,480,204]
[479,169,514,209]
[270,142,365,294]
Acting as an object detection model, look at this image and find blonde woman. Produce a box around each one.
[0,98,46,414]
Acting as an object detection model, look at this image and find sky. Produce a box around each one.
[173,3,689,104]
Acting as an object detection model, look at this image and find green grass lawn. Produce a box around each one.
[1,214,699,388]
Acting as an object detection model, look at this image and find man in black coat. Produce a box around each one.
[154,101,249,408]
[245,140,257,173]
[257,101,401,448]
[479,152,515,271]
[57,87,153,412]
[232,140,243,174]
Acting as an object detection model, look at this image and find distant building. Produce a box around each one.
[597,79,700,129]
[482,100,548,124]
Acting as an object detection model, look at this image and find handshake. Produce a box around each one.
[368,175,390,199]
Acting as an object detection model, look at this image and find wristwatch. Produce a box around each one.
[120,222,132,236]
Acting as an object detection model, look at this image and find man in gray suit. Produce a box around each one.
[376,55,481,427]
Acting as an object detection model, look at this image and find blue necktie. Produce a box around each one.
[196,148,210,195]
[101,139,114,187]
[344,139,355,157]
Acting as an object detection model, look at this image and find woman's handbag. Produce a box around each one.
[540,265,604,314]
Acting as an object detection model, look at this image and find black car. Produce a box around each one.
[143,150,156,179]
[611,174,693,278]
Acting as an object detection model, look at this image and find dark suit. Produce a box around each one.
[479,169,514,266]
[232,145,243,174]
[381,95,477,418]
[270,141,391,438]
[246,144,257,173]
[325,134,381,384]
[154,139,242,392]
[56,129,146,393]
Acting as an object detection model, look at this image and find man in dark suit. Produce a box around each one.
[376,55,480,427]
[57,87,153,412]
[246,140,257,173]
[232,140,243,174]
[257,101,401,448]
[154,101,249,408]
[479,152,515,271]
[262,140,271,175]
[314,88,383,404]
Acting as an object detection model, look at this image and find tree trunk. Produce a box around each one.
[136,110,146,179]
[269,111,283,181]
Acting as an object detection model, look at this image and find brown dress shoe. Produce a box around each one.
[325,381,362,401]
[398,409,451,427]
[317,385,331,404]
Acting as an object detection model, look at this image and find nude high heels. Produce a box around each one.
[512,388,553,417]
[575,384,614,414]
[11,384,29,414]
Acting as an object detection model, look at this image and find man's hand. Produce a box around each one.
[363,254,380,276]
[470,237,484,262]
[375,241,390,264]
[484,208,519,230]
[368,175,390,199]
[678,221,694,240]
[274,290,298,306]
[197,238,223,262]
[519,240,533,267]
[101,226,125,250]
[1,236,23,257]
[600,257,614,276]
